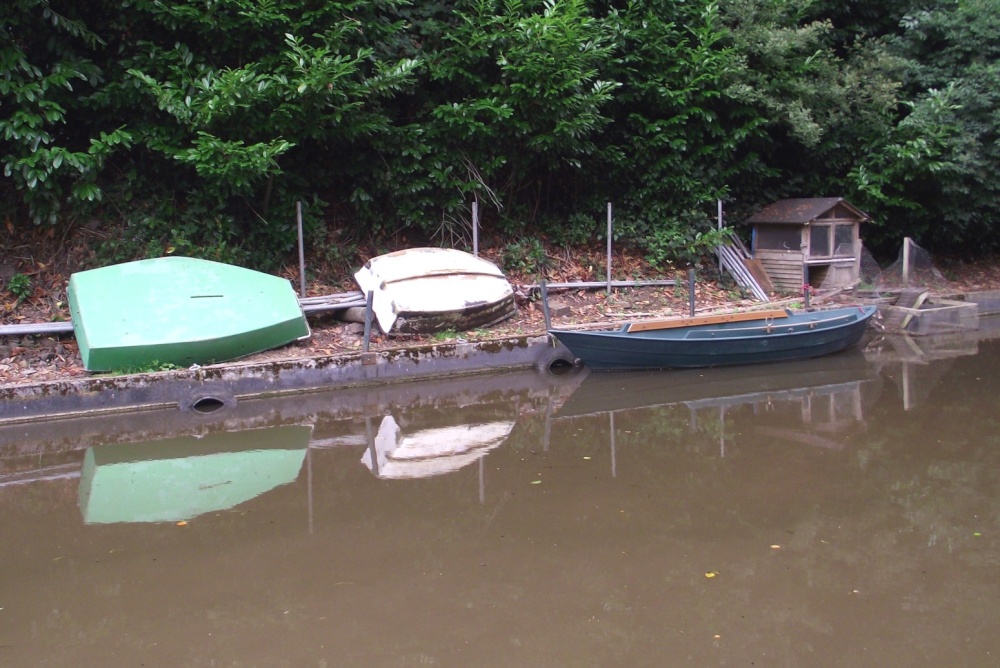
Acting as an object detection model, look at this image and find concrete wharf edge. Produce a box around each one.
[5,289,998,426]
[0,335,572,425]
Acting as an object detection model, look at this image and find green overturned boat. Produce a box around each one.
[68,257,310,371]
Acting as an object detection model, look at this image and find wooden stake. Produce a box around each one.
[688,269,696,317]
[606,202,613,296]
[540,279,552,330]
[472,200,479,257]
[363,290,374,351]
[717,199,723,273]
[296,201,306,298]
[903,236,911,287]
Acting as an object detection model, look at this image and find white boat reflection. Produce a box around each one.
[78,425,311,524]
[360,415,514,479]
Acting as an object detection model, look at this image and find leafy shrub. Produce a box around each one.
[501,238,549,276]
[644,223,732,269]
[6,273,32,302]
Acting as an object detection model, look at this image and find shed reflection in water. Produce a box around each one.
[1,338,1000,666]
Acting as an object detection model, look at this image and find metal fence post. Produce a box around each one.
[688,268,696,317]
[606,202,613,296]
[363,290,374,352]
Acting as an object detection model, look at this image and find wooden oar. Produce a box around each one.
[626,309,789,333]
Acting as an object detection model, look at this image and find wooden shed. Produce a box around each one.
[745,197,868,292]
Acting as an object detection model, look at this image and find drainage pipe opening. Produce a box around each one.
[180,391,237,414]
[190,396,228,414]
[535,347,579,375]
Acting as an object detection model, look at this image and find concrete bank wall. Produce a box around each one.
[966,290,1000,316]
[0,335,575,424]
[1,365,589,457]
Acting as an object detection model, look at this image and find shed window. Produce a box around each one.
[809,224,854,258]
[810,225,830,257]
[755,226,801,251]
[834,224,854,254]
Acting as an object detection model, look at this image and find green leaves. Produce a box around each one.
[3,0,999,263]
[173,133,294,191]
[5,273,32,302]
[845,0,1000,252]
[0,1,110,224]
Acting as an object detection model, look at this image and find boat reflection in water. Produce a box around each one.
[558,351,873,416]
[556,351,879,455]
[360,410,516,480]
[78,425,311,524]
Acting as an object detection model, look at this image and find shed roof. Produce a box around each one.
[745,198,869,225]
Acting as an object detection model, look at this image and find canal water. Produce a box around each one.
[1,334,999,666]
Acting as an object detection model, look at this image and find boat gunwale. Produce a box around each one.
[550,306,876,340]
[547,305,877,370]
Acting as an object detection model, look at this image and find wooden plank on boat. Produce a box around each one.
[626,309,789,333]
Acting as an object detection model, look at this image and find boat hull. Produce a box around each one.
[68,257,310,371]
[549,306,877,370]
[354,248,516,334]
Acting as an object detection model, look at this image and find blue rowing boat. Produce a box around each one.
[548,306,877,371]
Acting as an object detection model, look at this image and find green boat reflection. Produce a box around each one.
[78,425,311,524]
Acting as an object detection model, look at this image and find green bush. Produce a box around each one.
[6,273,32,302]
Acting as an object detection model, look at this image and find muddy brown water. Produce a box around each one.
[1,336,999,666]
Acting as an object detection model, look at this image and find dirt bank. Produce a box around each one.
[3,223,1000,388]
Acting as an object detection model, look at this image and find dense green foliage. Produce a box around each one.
[877,0,1000,252]
[2,0,997,269]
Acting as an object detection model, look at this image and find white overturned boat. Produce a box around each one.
[353,248,516,334]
